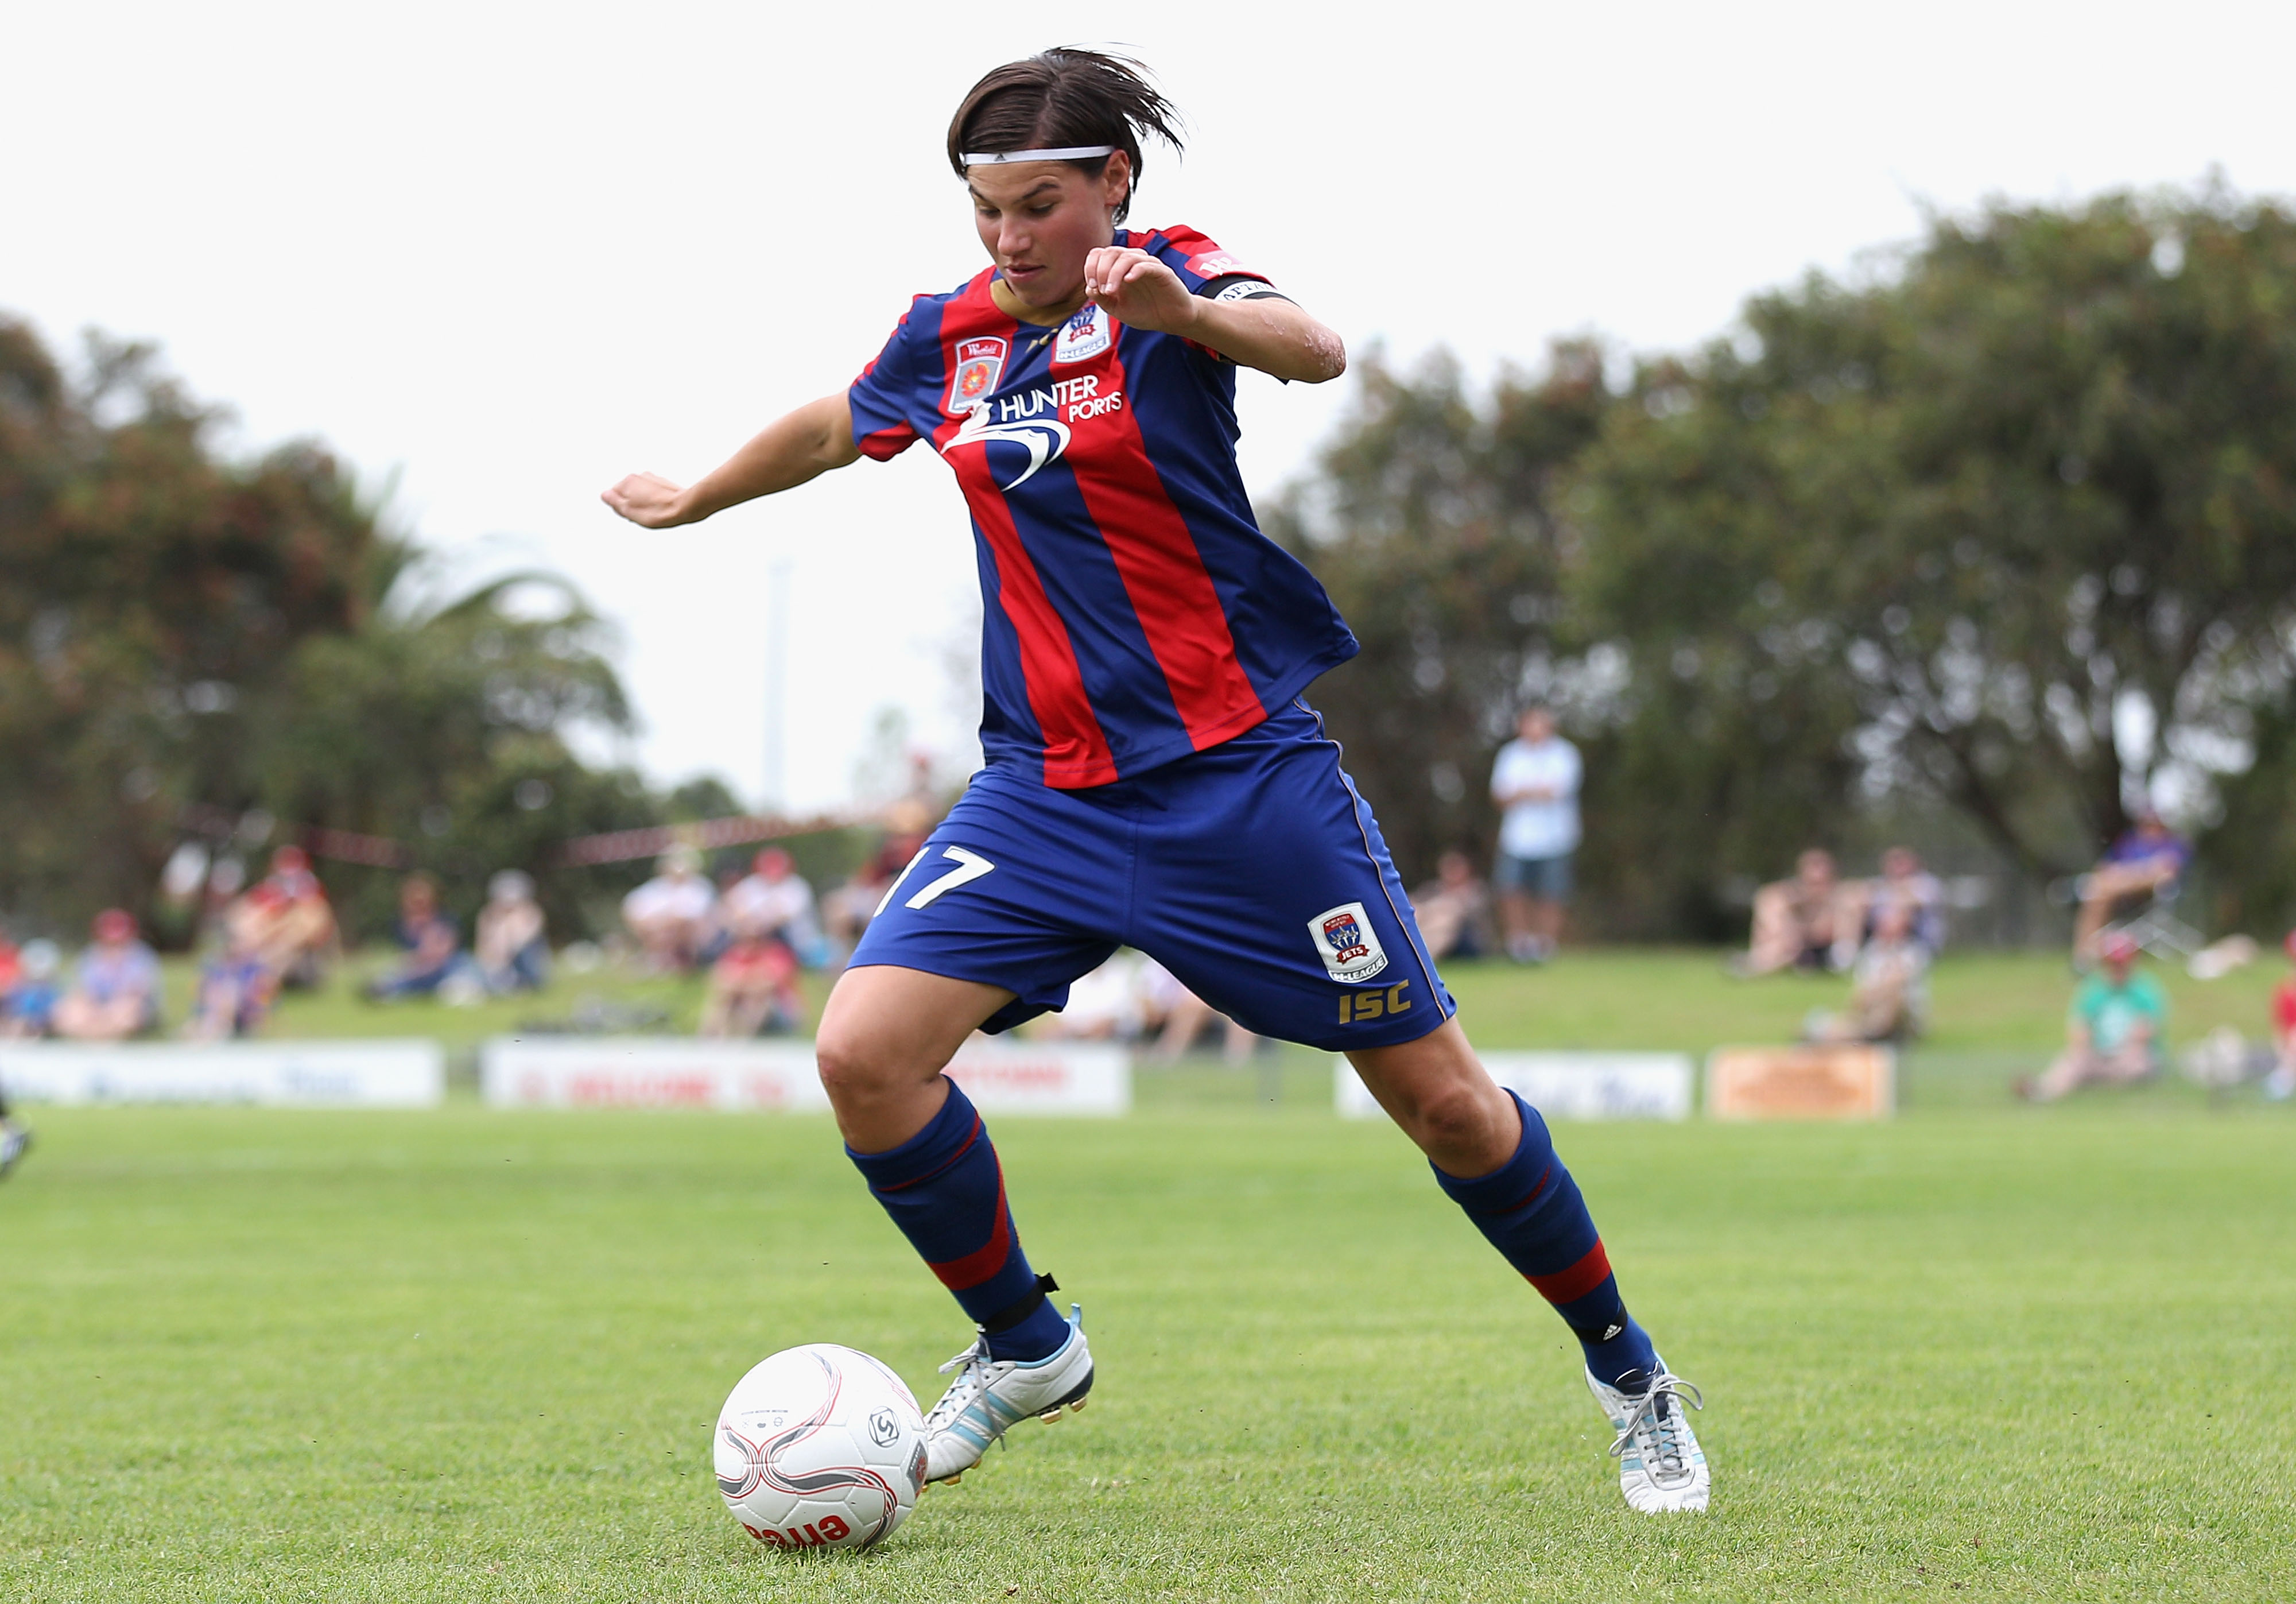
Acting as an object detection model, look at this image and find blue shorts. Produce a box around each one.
[1495,851,1573,902]
[850,702,1455,1052]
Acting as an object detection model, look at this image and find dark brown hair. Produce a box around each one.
[947,48,1184,224]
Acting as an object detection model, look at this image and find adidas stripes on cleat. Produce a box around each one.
[921,1304,1093,1486]
[1587,1360,1709,1513]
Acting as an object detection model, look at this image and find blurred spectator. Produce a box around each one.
[475,870,550,994]
[622,846,717,972]
[700,932,804,1037]
[1138,955,1256,1063]
[1038,952,1142,1040]
[723,847,824,963]
[1737,850,1860,977]
[53,910,162,1040]
[1865,846,1946,956]
[2017,932,2166,1101]
[227,845,338,987]
[823,834,926,958]
[1805,900,1930,1044]
[184,924,278,1040]
[2267,932,2296,1102]
[0,1079,26,1179]
[1490,704,1580,964]
[1412,850,1495,962]
[2072,807,2193,962]
[364,875,467,1001]
[1,939,63,1039]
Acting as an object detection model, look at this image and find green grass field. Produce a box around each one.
[8,952,2295,1600]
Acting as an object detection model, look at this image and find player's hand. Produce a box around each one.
[1081,246,1197,336]
[601,471,689,528]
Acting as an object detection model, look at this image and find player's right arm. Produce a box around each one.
[601,393,860,528]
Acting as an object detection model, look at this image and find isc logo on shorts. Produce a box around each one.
[1308,900,1387,983]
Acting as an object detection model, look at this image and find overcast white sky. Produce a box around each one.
[9,1,2294,811]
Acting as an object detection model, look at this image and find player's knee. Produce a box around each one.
[1408,1078,1515,1157]
[813,1022,902,1107]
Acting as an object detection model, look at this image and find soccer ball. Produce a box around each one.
[713,1343,928,1552]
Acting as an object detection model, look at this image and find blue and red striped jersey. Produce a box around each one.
[847,224,1357,789]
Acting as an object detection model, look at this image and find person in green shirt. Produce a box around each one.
[2017,931,2167,1101]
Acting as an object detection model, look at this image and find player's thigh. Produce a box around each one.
[815,964,1015,1088]
[1131,712,1451,1051]
[848,769,1126,1035]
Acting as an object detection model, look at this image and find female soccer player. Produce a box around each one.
[604,48,1708,1515]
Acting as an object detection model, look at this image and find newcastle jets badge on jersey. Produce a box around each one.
[1052,304,1113,364]
[1309,900,1388,983]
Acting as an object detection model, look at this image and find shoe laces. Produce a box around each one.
[1608,1374,1704,1477]
[925,1337,1006,1433]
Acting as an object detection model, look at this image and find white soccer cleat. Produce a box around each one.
[921,1304,1093,1486]
[1587,1361,1709,1513]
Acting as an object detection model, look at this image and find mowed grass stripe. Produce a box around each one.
[5,1104,2293,1601]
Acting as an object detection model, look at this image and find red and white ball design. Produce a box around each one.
[713,1344,927,1552]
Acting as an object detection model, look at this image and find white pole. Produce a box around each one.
[762,557,792,809]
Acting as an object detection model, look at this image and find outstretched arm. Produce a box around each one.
[1082,247,1346,384]
[602,393,860,528]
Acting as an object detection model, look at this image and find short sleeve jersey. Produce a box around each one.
[846,225,1357,788]
[2072,971,2167,1053]
[1490,737,1584,859]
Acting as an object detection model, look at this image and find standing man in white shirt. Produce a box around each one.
[1490,704,1583,964]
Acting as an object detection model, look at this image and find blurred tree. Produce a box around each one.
[1578,184,2296,891]
[0,317,664,940]
[1268,343,1609,885]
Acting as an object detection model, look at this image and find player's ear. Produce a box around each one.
[1099,150,1133,217]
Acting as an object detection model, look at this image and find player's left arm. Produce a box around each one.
[1083,246,1345,383]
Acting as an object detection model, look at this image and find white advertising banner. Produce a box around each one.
[1336,1050,1694,1122]
[0,1040,444,1107]
[481,1037,1131,1116]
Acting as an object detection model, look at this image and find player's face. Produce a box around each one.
[968,155,1131,309]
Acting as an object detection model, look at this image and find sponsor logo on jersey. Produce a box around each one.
[1308,900,1388,983]
[947,335,1008,414]
[943,376,1124,488]
[1053,304,1113,364]
[947,404,1071,490]
[1185,250,1246,279]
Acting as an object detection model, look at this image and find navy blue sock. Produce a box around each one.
[846,1080,1068,1361]
[1432,1091,1661,1388]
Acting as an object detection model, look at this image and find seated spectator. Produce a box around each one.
[2267,932,2296,1102]
[2072,807,2192,962]
[2017,932,2165,1101]
[474,870,550,994]
[1737,850,1863,976]
[53,910,163,1040]
[1413,851,1496,961]
[1805,901,1930,1044]
[1037,952,1143,1040]
[821,833,928,960]
[227,845,338,987]
[1137,955,1256,1063]
[622,847,716,972]
[364,875,467,1001]
[1,939,63,1039]
[722,847,824,960]
[184,924,278,1040]
[700,932,804,1038]
[1865,846,1946,956]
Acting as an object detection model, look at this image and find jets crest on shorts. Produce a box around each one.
[1308,900,1388,983]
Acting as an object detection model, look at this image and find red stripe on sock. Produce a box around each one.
[1526,1239,1613,1306]
[926,1164,1015,1291]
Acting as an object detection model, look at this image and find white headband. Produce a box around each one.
[961,145,1117,166]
